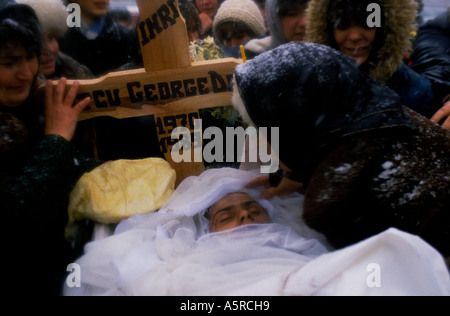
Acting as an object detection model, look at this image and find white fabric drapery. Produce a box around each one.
[65,168,450,296]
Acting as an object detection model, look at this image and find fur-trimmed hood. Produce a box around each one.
[306,0,418,83]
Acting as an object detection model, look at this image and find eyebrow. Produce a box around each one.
[0,53,28,61]
[211,206,234,219]
[211,201,261,220]
[0,55,18,60]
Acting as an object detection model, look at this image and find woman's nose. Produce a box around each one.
[347,28,363,41]
[17,61,34,81]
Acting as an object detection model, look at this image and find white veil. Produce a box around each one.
[65,168,450,296]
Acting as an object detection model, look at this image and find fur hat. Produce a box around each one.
[16,0,68,38]
[213,0,266,43]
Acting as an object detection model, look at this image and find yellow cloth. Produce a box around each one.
[66,158,176,240]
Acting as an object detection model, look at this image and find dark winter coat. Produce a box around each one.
[233,42,450,257]
[0,99,102,295]
[49,51,95,80]
[411,9,450,106]
[306,0,438,118]
[58,14,133,77]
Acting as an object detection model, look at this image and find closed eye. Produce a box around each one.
[219,216,232,223]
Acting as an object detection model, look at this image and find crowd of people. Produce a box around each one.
[0,0,449,295]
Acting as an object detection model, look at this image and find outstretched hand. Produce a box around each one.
[44,78,91,141]
[430,100,450,130]
[245,175,305,200]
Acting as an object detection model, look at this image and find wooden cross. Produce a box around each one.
[56,0,241,186]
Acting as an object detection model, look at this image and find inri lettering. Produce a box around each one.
[138,0,180,46]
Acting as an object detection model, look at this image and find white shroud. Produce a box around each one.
[64,168,450,296]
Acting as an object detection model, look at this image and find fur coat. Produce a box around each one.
[233,42,450,258]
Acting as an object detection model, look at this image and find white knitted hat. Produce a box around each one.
[213,0,266,42]
[16,0,68,37]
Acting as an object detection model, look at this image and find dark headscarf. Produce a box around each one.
[0,0,42,58]
[234,42,414,175]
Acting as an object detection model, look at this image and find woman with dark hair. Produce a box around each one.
[192,0,223,38]
[0,1,101,295]
[17,0,94,80]
[306,0,438,118]
[244,0,311,58]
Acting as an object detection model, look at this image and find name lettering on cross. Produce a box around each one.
[41,0,242,185]
[76,69,234,112]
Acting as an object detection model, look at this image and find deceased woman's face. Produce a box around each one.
[208,193,272,233]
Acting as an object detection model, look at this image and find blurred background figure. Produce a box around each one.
[244,0,310,59]
[192,0,222,38]
[17,0,94,80]
[109,5,134,29]
[180,0,203,42]
[59,0,133,77]
[253,0,269,34]
[420,0,448,24]
[411,6,450,129]
[213,0,266,57]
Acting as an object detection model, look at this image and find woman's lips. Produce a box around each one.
[8,85,29,93]
[343,46,370,57]
[293,33,306,41]
[41,58,56,68]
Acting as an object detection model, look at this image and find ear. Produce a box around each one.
[231,76,255,126]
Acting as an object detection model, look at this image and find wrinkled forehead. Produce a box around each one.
[210,192,252,209]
